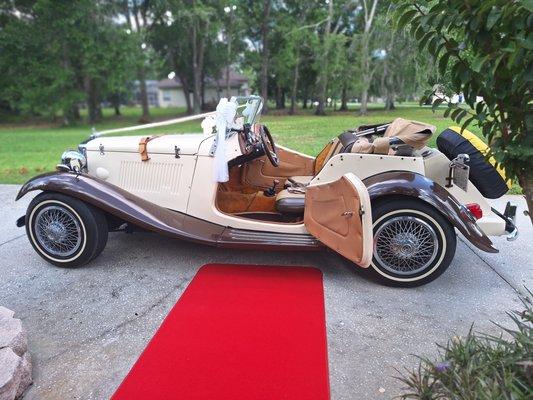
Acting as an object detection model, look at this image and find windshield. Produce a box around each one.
[230,95,263,126]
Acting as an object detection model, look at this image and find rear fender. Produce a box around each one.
[16,172,225,245]
[363,171,498,253]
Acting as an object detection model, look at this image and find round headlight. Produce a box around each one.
[61,150,87,172]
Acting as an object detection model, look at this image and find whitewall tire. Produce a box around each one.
[368,198,457,287]
[25,192,108,268]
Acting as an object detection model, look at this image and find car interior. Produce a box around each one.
[215,118,436,224]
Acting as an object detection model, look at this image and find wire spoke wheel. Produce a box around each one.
[374,216,438,276]
[34,205,82,257]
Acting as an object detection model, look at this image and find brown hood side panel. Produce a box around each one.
[363,171,498,253]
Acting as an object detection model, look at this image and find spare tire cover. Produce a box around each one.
[436,128,509,199]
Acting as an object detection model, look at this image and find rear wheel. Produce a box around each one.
[26,192,108,268]
[368,198,456,287]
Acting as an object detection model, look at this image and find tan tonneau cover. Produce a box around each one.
[385,118,436,149]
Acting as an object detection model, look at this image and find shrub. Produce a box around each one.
[396,290,532,399]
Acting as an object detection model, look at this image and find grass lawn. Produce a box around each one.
[2,103,516,192]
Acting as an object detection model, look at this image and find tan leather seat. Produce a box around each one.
[287,137,344,187]
[275,189,305,214]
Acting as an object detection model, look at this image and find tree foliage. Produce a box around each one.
[0,0,440,123]
[394,0,533,219]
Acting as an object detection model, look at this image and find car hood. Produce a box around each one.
[85,133,212,156]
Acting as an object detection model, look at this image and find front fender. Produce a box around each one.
[363,171,498,253]
[16,172,225,245]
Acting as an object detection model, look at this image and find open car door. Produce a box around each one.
[304,173,373,267]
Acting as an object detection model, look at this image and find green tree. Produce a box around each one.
[371,8,431,110]
[0,0,137,124]
[358,0,379,115]
[395,0,533,221]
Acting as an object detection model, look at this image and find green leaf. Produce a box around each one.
[456,109,468,123]
[525,113,533,131]
[451,108,463,120]
[439,53,451,75]
[413,25,424,40]
[419,32,433,49]
[461,116,475,131]
[397,9,418,29]
[525,63,533,82]
[517,33,533,50]
[472,55,488,73]
[432,98,444,111]
[520,0,533,12]
[486,6,501,30]
[427,37,438,55]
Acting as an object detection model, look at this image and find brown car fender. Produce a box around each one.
[15,171,226,246]
[363,171,498,253]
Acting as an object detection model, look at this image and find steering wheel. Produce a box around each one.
[258,125,279,167]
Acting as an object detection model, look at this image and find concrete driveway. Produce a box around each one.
[1,184,531,400]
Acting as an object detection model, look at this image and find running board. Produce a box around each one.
[218,228,323,250]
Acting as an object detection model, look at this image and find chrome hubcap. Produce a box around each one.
[34,205,82,257]
[374,216,438,275]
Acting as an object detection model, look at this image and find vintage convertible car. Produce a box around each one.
[15,96,518,286]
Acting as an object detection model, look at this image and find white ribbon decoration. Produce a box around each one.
[201,115,216,136]
[213,98,237,182]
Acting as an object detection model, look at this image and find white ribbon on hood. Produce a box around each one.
[213,98,237,182]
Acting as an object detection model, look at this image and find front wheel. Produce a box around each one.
[25,192,108,268]
[368,198,457,287]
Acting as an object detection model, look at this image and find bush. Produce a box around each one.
[396,291,532,399]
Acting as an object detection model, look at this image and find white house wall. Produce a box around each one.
[158,89,192,108]
[158,87,249,108]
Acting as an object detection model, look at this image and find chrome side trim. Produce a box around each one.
[222,228,321,247]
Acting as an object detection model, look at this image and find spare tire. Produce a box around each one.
[436,127,509,199]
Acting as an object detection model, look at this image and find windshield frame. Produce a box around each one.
[230,95,264,126]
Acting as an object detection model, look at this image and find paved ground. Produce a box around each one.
[0,184,531,400]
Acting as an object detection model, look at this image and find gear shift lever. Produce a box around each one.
[264,179,279,197]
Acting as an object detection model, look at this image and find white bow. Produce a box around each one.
[213,98,237,182]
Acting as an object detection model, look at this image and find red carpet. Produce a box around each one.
[112,264,330,400]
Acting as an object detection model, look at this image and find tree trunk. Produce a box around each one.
[260,0,271,114]
[201,68,206,110]
[86,79,102,124]
[385,95,395,110]
[174,54,193,114]
[359,0,379,116]
[315,0,334,116]
[275,84,285,109]
[359,49,370,115]
[190,7,207,115]
[339,84,348,111]
[63,104,80,126]
[110,93,121,116]
[191,19,201,114]
[289,51,300,115]
[131,5,150,123]
[225,66,231,98]
[518,171,533,225]
[138,71,150,122]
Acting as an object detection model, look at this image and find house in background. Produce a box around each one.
[133,80,160,107]
[157,69,250,108]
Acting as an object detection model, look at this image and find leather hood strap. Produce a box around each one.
[139,135,160,161]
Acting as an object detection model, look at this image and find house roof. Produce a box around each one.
[158,69,248,90]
